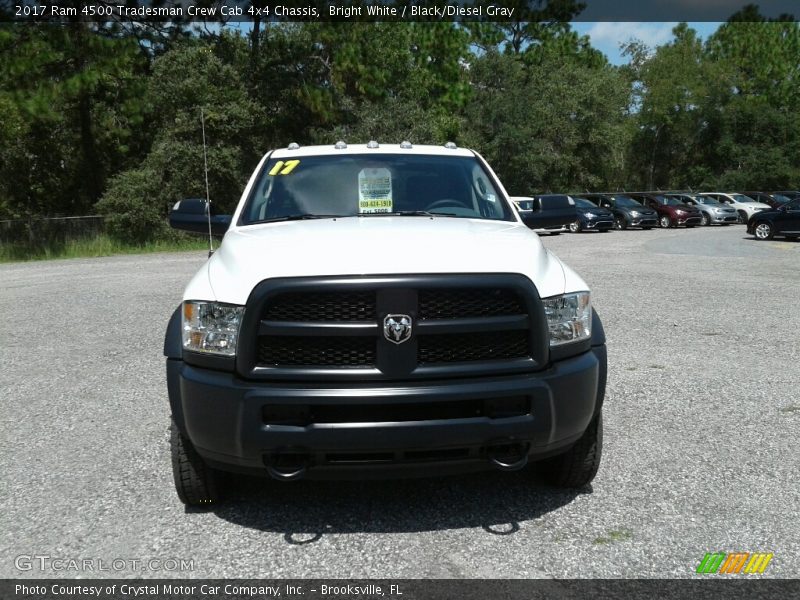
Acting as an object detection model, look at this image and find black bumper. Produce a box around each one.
[167,346,606,479]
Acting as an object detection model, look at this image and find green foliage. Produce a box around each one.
[462,52,631,194]
[97,43,261,242]
[96,167,168,243]
[4,15,800,252]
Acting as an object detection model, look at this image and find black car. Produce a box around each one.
[773,191,800,201]
[570,197,614,233]
[512,194,577,234]
[747,198,800,240]
[583,194,658,230]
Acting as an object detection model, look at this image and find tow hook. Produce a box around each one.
[486,441,531,472]
[264,451,311,481]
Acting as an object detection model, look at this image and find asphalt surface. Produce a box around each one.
[1,225,798,579]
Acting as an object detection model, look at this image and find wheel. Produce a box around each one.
[170,419,220,507]
[737,210,748,224]
[537,413,603,488]
[701,213,710,226]
[753,222,774,241]
[614,216,627,230]
[659,215,672,228]
[569,220,582,233]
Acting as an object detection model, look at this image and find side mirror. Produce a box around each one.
[169,198,231,236]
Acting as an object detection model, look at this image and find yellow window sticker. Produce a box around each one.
[268,159,300,176]
[358,168,393,214]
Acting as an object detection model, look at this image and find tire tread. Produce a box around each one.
[170,421,219,506]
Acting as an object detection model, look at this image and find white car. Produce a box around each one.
[165,142,607,506]
[698,193,771,223]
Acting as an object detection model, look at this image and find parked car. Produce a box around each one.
[773,191,800,201]
[698,193,771,224]
[747,197,800,240]
[511,194,576,234]
[569,197,614,233]
[582,193,658,230]
[667,193,737,226]
[741,191,793,209]
[628,192,702,228]
[165,142,607,506]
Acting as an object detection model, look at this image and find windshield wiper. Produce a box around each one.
[358,210,458,217]
[252,214,342,224]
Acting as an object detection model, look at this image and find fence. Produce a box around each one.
[0,216,106,245]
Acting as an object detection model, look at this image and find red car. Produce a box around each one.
[629,193,703,228]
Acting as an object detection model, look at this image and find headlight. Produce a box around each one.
[543,292,591,346]
[630,210,640,217]
[675,209,685,215]
[584,212,595,218]
[182,301,244,356]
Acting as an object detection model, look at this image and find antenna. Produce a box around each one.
[201,108,214,257]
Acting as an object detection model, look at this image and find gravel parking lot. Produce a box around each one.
[1,225,798,579]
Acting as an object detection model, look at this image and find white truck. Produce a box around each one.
[165,142,607,506]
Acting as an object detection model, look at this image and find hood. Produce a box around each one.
[191,217,573,305]
[744,202,772,209]
[620,206,656,215]
[581,207,613,217]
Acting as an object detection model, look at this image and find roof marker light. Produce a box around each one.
[334,141,347,149]
[287,142,300,150]
[367,140,379,148]
[444,141,457,149]
[400,141,412,149]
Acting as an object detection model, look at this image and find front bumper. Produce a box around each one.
[582,218,613,230]
[677,215,702,226]
[708,212,738,224]
[167,346,606,479]
[629,215,658,227]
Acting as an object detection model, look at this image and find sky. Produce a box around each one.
[572,22,723,65]
[220,21,724,67]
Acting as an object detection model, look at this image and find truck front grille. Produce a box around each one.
[418,331,529,364]
[263,291,375,322]
[258,336,375,367]
[245,275,545,379]
[418,288,524,319]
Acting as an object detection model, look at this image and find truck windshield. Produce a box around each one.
[240,154,514,224]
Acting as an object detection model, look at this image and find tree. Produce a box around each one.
[462,51,630,194]
[97,42,262,241]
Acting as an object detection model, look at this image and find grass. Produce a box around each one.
[0,235,210,263]
[593,529,633,545]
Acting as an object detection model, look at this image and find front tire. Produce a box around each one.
[614,216,627,230]
[754,222,774,241]
[738,210,748,224]
[659,215,672,229]
[701,213,710,226]
[170,420,220,507]
[537,413,603,488]
[569,220,582,233]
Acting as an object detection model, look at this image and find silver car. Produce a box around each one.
[668,193,738,226]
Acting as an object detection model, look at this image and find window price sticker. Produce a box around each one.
[358,168,393,213]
